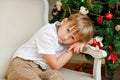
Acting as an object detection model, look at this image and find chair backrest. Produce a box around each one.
[0,0,49,79]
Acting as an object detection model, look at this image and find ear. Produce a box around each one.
[61,18,68,25]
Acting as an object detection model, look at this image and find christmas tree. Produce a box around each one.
[50,0,120,79]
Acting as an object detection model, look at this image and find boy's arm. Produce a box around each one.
[43,49,74,70]
[66,38,94,54]
[67,42,85,54]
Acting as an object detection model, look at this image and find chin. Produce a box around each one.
[58,41,65,44]
[61,42,70,45]
[59,41,64,44]
[58,39,71,45]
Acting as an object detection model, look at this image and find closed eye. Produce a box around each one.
[71,36,75,40]
[67,29,70,32]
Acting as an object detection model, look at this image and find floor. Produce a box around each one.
[64,63,111,80]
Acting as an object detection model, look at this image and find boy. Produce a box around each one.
[7,13,93,80]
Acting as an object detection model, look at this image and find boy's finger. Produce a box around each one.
[67,45,74,51]
[80,43,85,52]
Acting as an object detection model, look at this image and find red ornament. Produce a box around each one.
[107,53,117,63]
[108,45,114,51]
[97,16,103,24]
[74,64,81,71]
[85,68,93,74]
[61,5,66,12]
[116,3,118,11]
[91,39,103,50]
[105,11,113,20]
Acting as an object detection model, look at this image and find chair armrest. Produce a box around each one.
[83,44,107,58]
[82,44,107,80]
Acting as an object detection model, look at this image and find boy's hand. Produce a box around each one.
[67,42,85,54]
[87,38,94,44]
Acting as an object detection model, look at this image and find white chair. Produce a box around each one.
[0,0,106,80]
[0,0,48,80]
[60,44,107,80]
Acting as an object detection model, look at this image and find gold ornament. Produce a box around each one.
[56,0,62,11]
[79,6,89,15]
[115,25,120,31]
[102,58,106,64]
[86,0,94,3]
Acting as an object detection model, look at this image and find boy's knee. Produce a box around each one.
[48,70,64,80]
[44,70,64,80]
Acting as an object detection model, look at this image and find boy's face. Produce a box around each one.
[57,18,79,45]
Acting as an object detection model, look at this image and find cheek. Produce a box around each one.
[58,29,63,36]
[65,39,75,44]
[58,28,65,34]
[59,30,67,37]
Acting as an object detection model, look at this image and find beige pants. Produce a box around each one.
[7,57,64,80]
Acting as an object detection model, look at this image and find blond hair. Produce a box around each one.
[67,13,94,42]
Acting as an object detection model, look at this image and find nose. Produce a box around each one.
[64,34,69,40]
